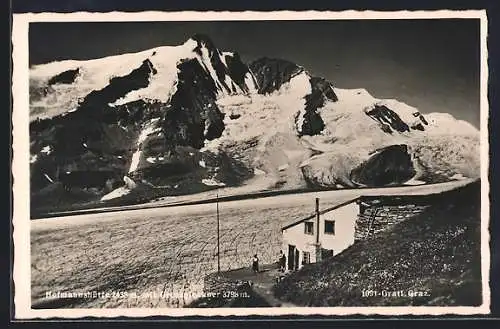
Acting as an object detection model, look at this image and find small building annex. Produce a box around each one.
[281,195,430,271]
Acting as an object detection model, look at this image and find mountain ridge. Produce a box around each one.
[28,34,479,211]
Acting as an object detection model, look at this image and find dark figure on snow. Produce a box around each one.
[279,250,286,272]
[252,254,259,273]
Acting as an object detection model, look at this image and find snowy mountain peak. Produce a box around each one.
[28,34,479,210]
[189,33,220,55]
[249,57,306,94]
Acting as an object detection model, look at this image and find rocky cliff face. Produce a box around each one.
[350,144,416,187]
[249,57,304,94]
[300,76,338,136]
[28,34,480,210]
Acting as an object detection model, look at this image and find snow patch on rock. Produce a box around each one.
[41,145,52,155]
[43,173,55,184]
[101,186,131,201]
[202,178,226,186]
[278,164,289,172]
[254,168,266,175]
[450,173,469,180]
[128,151,142,173]
[405,178,426,186]
[123,176,137,189]
[244,72,258,93]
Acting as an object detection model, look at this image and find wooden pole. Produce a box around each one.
[315,197,320,244]
[315,197,321,263]
[217,193,220,273]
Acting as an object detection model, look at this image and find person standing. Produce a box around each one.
[279,250,286,272]
[252,254,259,273]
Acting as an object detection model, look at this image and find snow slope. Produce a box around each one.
[29,37,257,121]
[208,85,479,189]
[28,34,480,207]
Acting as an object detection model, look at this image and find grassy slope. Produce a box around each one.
[274,182,482,306]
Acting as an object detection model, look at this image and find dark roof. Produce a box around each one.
[281,196,361,231]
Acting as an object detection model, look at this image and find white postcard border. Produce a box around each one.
[12,9,491,319]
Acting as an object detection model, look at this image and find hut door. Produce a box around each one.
[294,249,300,270]
[288,245,295,270]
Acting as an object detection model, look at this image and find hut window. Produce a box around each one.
[324,220,335,234]
[302,251,311,264]
[304,222,314,235]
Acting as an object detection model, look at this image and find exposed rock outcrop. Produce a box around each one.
[48,68,80,85]
[249,57,304,94]
[350,144,416,187]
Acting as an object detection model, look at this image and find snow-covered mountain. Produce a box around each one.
[29,34,479,208]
